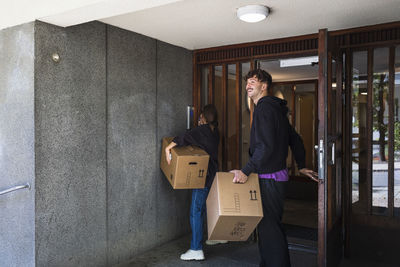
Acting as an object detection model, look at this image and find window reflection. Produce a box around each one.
[352,51,368,213]
[372,48,389,215]
[394,46,400,216]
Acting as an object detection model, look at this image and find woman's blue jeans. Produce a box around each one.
[190,187,209,250]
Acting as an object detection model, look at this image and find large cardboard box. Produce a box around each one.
[206,172,263,241]
[160,137,209,189]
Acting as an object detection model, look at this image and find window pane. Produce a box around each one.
[241,63,251,168]
[200,66,209,107]
[227,64,237,170]
[214,66,223,171]
[372,48,389,215]
[352,51,368,213]
[394,46,400,216]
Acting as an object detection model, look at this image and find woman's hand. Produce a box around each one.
[165,142,177,165]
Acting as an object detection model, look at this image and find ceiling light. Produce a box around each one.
[237,5,269,23]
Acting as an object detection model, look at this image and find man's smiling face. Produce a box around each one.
[246,75,267,103]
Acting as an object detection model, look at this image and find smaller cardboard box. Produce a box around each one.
[206,172,263,241]
[160,137,209,189]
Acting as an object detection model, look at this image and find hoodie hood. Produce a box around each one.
[259,96,289,116]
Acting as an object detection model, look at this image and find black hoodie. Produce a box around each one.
[241,96,306,176]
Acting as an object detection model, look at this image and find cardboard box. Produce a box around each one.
[206,172,263,241]
[160,137,210,189]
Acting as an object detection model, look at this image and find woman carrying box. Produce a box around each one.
[165,104,219,261]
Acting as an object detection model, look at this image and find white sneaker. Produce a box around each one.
[180,249,205,261]
[205,240,228,245]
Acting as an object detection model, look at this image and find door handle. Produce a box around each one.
[318,139,324,181]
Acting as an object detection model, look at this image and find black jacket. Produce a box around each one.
[173,124,219,188]
[241,96,306,176]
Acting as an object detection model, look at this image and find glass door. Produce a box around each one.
[317,29,344,267]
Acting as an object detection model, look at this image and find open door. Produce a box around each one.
[317,29,344,267]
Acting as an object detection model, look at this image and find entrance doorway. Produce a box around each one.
[199,55,321,254]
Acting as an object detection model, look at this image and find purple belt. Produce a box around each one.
[258,169,289,182]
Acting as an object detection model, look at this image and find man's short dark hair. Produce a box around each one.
[244,69,272,88]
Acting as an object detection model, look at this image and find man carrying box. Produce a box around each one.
[230,69,318,267]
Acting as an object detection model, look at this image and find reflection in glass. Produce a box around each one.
[241,63,251,168]
[227,64,237,170]
[214,66,223,170]
[200,66,209,107]
[372,48,389,215]
[395,46,400,216]
[352,51,368,212]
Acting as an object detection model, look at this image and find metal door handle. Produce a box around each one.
[318,139,324,180]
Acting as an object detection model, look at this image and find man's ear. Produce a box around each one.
[261,82,268,92]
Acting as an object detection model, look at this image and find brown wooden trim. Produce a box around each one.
[366,48,373,215]
[193,53,199,127]
[235,62,241,169]
[330,21,400,36]
[344,48,352,258]
[337,40,400,50]
[336,55,344,222]
[327,52,333,232]
[291,84,296,175]
[274,79,318,86]
[314,81,319,172]
[388,46,395,217]
[222,64,227,171]
[249,61,255,125]
[352,213,400,229]
[195,36,319,65]
[318,28,328,267]
[195,33,319,53]
[208,65,214,104]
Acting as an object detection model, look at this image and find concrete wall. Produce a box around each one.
[0,23,36,267]
[107,26,192,265]
[32,21,192,266]
[34,21,108,266]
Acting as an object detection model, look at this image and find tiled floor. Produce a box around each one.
[116,198,398,267]
[116,234,317,267]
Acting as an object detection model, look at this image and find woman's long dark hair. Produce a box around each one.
[201,104,218,129]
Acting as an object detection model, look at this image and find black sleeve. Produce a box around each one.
[241,106,275,176]
[288,124,306,170]
[172,128,201,148]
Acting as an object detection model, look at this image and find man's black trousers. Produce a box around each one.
[257,178,291,267]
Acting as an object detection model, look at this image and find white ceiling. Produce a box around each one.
[2,0,400,50]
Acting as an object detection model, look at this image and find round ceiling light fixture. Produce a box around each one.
[237,5,269,23]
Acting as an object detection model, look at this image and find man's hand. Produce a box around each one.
[299,168,319,182]
[230,170,248,184]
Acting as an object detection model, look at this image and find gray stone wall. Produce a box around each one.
[155,41,192,243]
[106,26,192,265]
[34,21,108,267]
[0,20,192,267]
[0,23,36,267]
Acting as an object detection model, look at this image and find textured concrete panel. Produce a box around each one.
[0,22,35,267]
[34,21,107,267]
[106,25,158,265]
[156,41,193,243]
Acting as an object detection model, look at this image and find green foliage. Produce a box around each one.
[395,121,400,152]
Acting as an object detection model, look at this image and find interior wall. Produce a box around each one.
[0,22,35,267]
